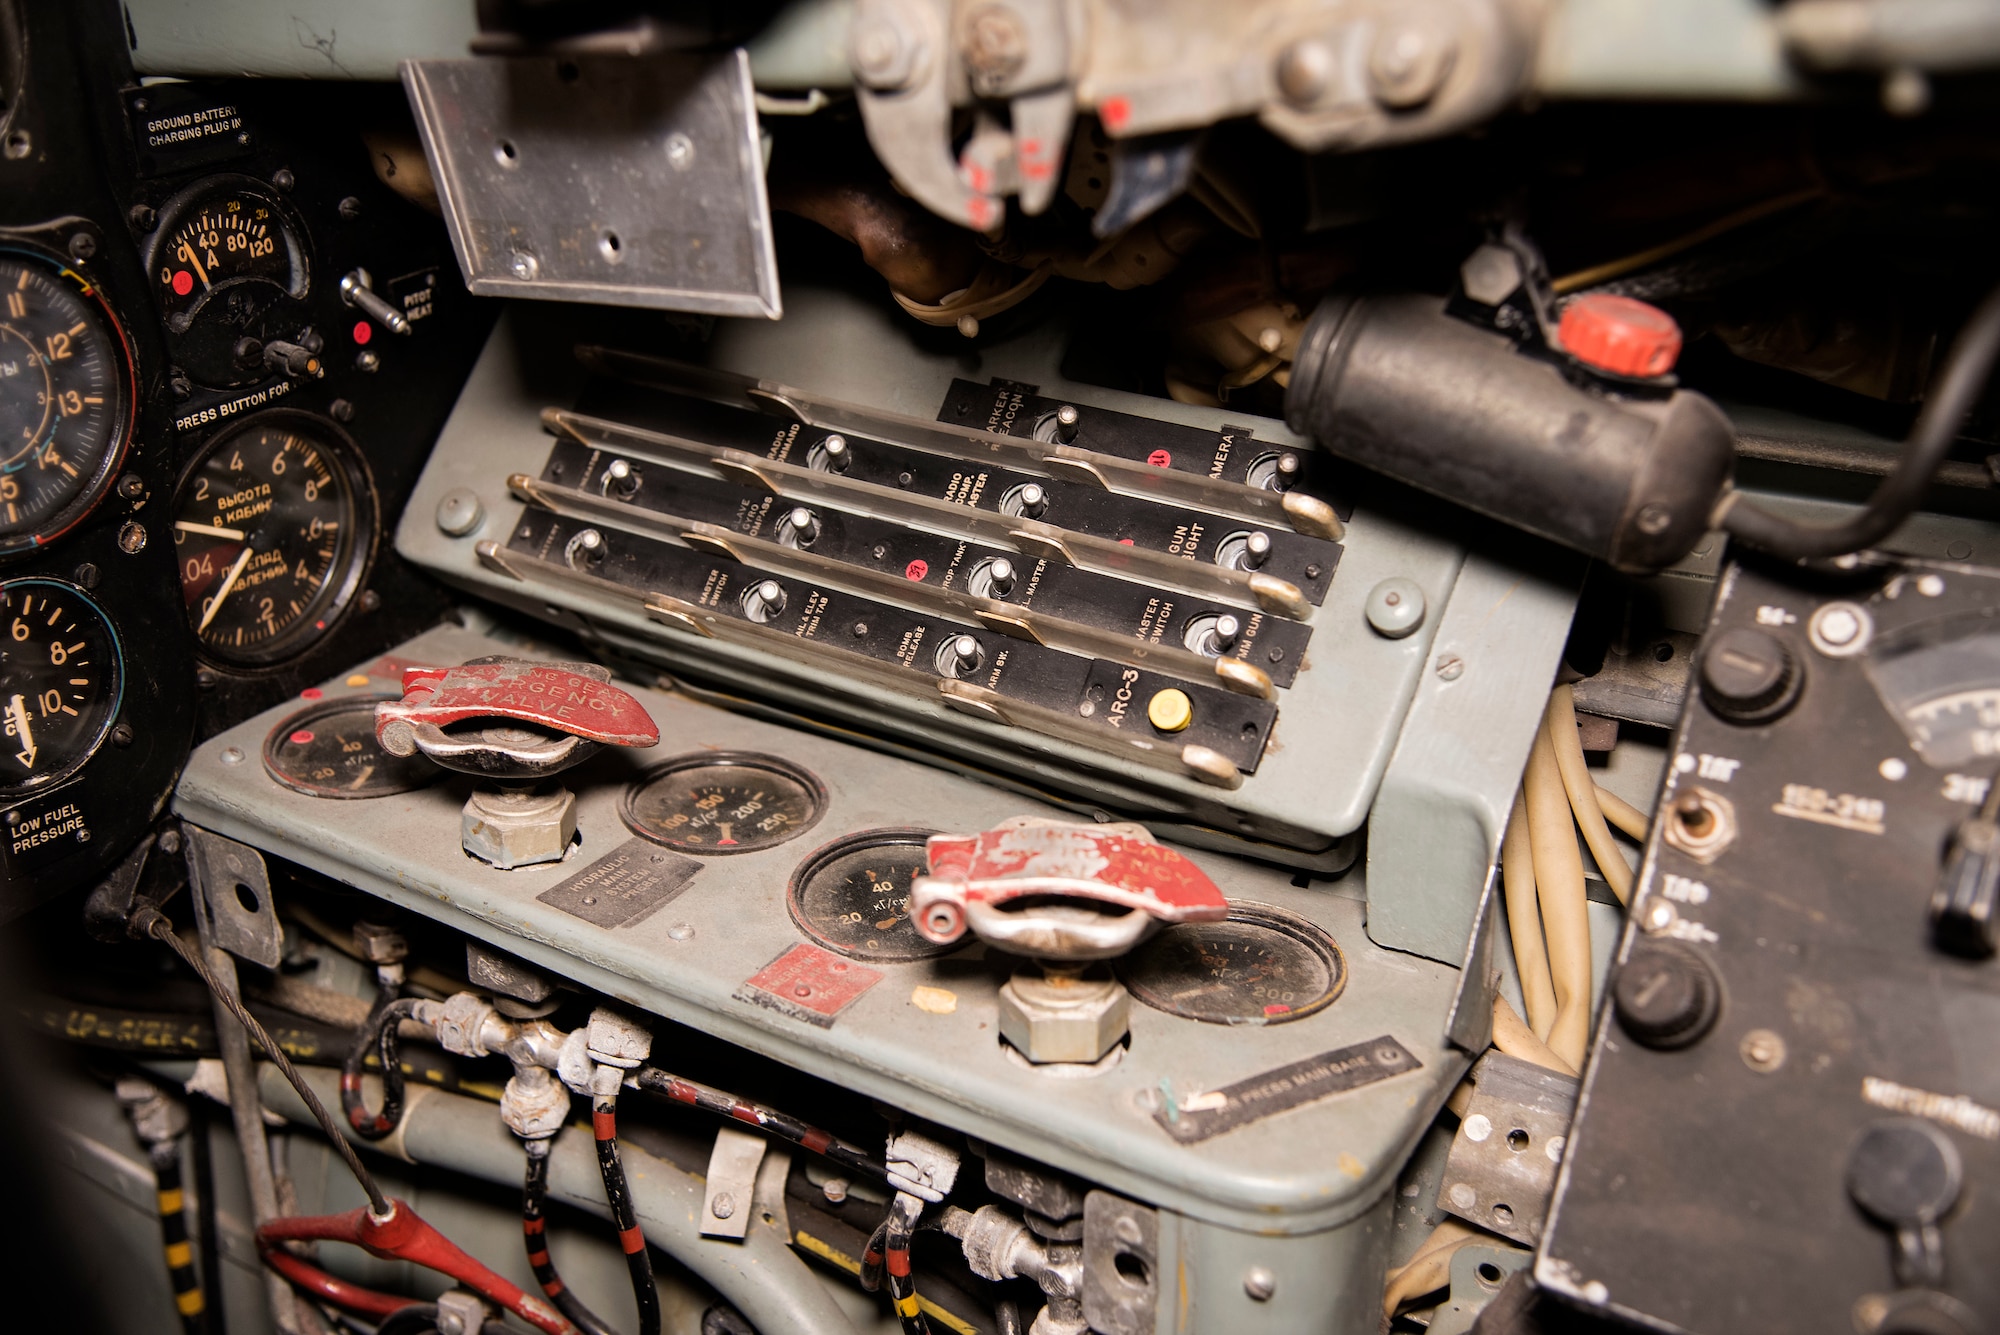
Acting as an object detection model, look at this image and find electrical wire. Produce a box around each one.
[1595,785,1650,841]
[136,907,390,1217]
[1491,994,1576,1078]
[1717,280,2000,561]
[523,1141,620,1335]
[147,1137,208,1334]
[1548,685,1635,905]
[1383,1219,1481,1319]
[631,1066,889,1182]
[1500,792,1558,1039]
[1523,705,1593,1072]
[882,1193,933,1335]
[591,1093,660,1335]
[341,996,423,1140]
[189,1099,227,1335]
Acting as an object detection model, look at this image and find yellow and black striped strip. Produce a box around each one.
[151,1150,205,1330]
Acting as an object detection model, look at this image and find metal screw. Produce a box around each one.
[220,747,245,766]
[357,590,381,614]
[356,349,380,373]
[1635,502,1673,535]
[117,521,147,554]
[1435,653,1464,681]
[330,399,355,422]
[851,16,920,89]
[195,667,219,690]
[1244,1266,1277,1302]
[1366,577,1426,639]
[711,1193,735,1220]
[509,251,540,281]
[271,168,295,191]
[821,1178,849,1204]
[1276,39,1335,106]
[436,489,485,537]
[338,195,361,220]
[1741,1028,1786,1073]
[158,829,182,855]
[665,133,695,171]
[668,923,695,941]
[73,562,99,589]
[1642,898,1679,934]
[1368,23,1453,108]
[3,130,31,160]
[68,232,97,262]
[111,723,134,748]
[962,4,1029,94]
[117,473,145,501]
[128,204,157,233]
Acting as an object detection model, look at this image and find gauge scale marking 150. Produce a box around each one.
[621,751,826,854]
[0,579,124,795]
[0,249,135,554]
[173,413,374,665]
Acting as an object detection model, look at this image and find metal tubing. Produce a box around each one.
[256,1066,859,1335]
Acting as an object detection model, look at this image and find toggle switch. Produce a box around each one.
[340,269,412,335]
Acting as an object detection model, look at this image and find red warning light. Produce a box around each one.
[171,270,193,296]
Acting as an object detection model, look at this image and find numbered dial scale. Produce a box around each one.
[172,413,374,665]
[1119,903,1346,1025]
[621,752,825,855]
[145,177,310,388]
[0,249,135,554]
[0,579,124,794]
[786,828,950,962]
[264,695,441,799]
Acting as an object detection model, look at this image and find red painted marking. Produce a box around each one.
[966,196,995,230]
[802,1128,833,1154]
[300,687,323,700]
[731,1105,762,1125]
[526,1249,550,1267]
[1146,449,1172,468]
[964,163,990,193]
[741,944,882,1020]
[718,835,738,846]
[1263,1003,1292,1016]
[523,1217,545,1236]
[171,270,193,296]
[1021,139,1042,156]
[1118,537,1135,545]
[1101,96,1131,131]
[592,1110,617,1140]
[541,1277,565,1297]
[1023,160,1053,180]
[340,1072,360,1091]
[618,1225,646,1255]
[887,1251,913,1278]
[904,559,929,581]
[289,729,315,745]
[352,320,373,346]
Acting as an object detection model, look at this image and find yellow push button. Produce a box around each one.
[1147,688,1193,733]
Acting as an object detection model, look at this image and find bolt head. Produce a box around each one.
[1460,245,1524,306]
[1368,22,1455,108]
[852,16,922,89]
[1276,39,1336,106]
[509,251,540,281]
[1244,1265,1277,1301]
[961,4,1028,94]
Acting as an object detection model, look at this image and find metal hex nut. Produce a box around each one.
[1459,245,1523,306]
[462,788,577,869]
[999,972,1130,1064]
[586,1006,653,1067]
[500,1067,572,1139]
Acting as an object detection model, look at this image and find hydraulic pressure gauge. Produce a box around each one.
[263,695,441,798]
[0,249,135,555]
[172,412,374,665]
[787,828,949,962]
[1119,903,1346,1025]
[621,752,825,855]
[0,579,124,795]
[146,177,310,388]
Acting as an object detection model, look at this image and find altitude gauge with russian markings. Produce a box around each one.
[787,828,949,962]
[145,176,311,388]
[173,412,373,665]
[622,752,825,855]
[1119,903,1345,1025]
[0,579,123,795]
[0,249,135,555]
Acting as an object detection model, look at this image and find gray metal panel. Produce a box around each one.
[126,0,479,80]
[173,623,1467,1236]
[1537,0,1805,98]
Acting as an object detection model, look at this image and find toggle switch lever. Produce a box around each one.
[340,269,412,335]
[377,656,659,869]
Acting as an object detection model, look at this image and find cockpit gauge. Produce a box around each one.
[622,752,826,855]
[1119,902,1346,1025]
[786,828,949,962]
[172,412,374,666]
[145,177,310,388]
[0,249,135,555]
[0,579,124,795]
[263,694,441,799]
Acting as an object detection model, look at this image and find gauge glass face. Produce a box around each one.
[622,754,824,855]
[1862,617,2000,767]
[173,415,370,664]
[1120,903,1345,1025]
[149,181,309,388]
[787,829,948,962]
[0,252,132,552]
[263,695,441,799]
[0,579,123,795]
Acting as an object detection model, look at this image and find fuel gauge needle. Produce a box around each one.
[199,547,254,634]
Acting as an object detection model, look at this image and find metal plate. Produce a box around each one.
[1120,902,1346,1026]
[262,695,441,799]
[621,751,825,856]
[786,828,949,963]
[401,51,780,317]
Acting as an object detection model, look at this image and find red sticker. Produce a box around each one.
[1146,449,1172,468]
[352,320,373,346]
[289,730,315,745]
[904,559,929,581]
[300,687,324,700]
[736,944,882,1028]
[171,270,193,296]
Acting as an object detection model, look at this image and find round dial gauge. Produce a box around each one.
[621,752,825,855]
[0,249,135,554]
[147,178,310,388]
[263,695,442,799]
[173,413,373,665]
[0,579,124,795]
[1119,902,1345,1026]
[787,828,948,962]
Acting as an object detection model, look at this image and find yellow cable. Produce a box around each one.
[1550,187,1823,295]
[1502,791,1558,1039]
[1596,785,1650,840]
[1525,705,1593,1071]
[1383,1220,1482,1318]
[1492,994,1576,1077]
[1548,685,1634,905]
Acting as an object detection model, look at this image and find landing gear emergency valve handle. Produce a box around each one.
[376,657,660,869]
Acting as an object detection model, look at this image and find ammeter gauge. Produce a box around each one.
[172,412,374,665]
[786,828,949,962]
[621,752,825,855]
[263,695,441,799]
[1119,902,1346,1025]
[145,176,311,388]
[0,249,135,555]
[0,578,124,795]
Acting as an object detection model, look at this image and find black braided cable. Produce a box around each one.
[631,1065,888,1182]
[592,1093,660,1335]
[522,1140,620,1335]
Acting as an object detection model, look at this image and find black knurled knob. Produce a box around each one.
[1699,626,1803,724]
[1612,940,1721,1049]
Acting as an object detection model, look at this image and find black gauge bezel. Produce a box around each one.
[0,243,137,558]
[262,693,442,799]
[173,409,378,669]
[0,577,125,797]
[1118,901,1347,1026]
[785,826,951,962]
[620,749,827,856]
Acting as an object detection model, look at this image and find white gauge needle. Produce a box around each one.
[7,693,35,769]
[198,547,254,634]
[175,520,246,541]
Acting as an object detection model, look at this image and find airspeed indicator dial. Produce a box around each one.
[173,413,372,665]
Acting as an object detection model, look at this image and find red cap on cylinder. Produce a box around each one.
[1558,294,1682,379]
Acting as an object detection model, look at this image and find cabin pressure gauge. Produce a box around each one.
[172,412,374,665]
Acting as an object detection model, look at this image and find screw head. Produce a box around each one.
[437,489,485,537]
[338,195,362,220]
[128,204,157,233]
[73,562,99,588]
[271,168,296,191]
[1635,502,1673,535]
[1366,577,1427,639]
[117,521,147,554]
[330,399,355,423]
[665,132,695,171]
[1435,652,1464,681]
[710,1192,735,1220]
[220,746,245,766]
[356,349,380,373]
[852,16,921,89]
[1276,39,1335,105]
[116,473,145,501]
[68,232,97,261]
[1244,1266,1277,1302]
[111,723,134,748]
[1739,1027,1787,1073]
[509,251,540,281]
